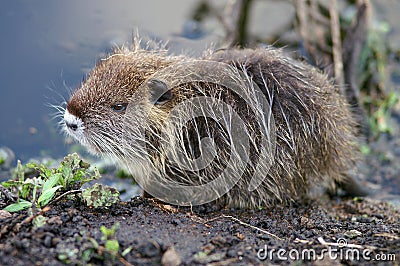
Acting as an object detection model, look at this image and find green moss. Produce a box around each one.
[82,183,120,208]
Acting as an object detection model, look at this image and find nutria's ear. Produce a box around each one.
[147,79,173,105]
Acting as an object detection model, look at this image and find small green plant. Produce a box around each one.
[2,153,101,212]
[359,143,372,156]
[98,223,133,261]
[33,214,49,228]
[367,92,399,138]
[57,223,133,264]
[358,19,399,139]
[100,223,120,256]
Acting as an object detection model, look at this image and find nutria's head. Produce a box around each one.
[64,49,179,157]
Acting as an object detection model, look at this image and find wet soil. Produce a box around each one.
[0,194,399,265]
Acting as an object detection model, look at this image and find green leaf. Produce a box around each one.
[386,92,399,108]
[121,246,133,257]
[105,239,119,253]
[33,215,48,228]
[43,173,62,191]
[37,185,62,207]
[89,238,100,249]
[21,181,36,199]
[100,223,119,240]
[360,144,371,155]
[14,160,25,181]
[100,226,114,240]
[81,248,95,262]
[1,180,23,188]
[25,162,38,169]
[4,199,32,212]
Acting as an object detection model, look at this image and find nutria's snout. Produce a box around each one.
[64,98,80,130]
[64,109,82,131]
[65,119,78,132]
[63,108,86,145]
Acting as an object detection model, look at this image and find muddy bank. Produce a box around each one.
[0,195,398,265]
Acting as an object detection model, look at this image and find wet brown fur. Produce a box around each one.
[66,43,359,208]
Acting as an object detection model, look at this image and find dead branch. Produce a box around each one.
[329,0,345,89]
[342,0,372,133]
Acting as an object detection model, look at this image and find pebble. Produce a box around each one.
[44,235,53,248]
[0,210,12,219]
[171,219,181,226]
[344,229,362,239]
[161,246,182,266]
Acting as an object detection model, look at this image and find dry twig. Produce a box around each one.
[206,214,283,240]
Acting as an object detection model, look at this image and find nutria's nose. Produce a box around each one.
[64,109,83,133]
[65,121,78,131]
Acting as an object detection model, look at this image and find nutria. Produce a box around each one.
[63,40,359,208]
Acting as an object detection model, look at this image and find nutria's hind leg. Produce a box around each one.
[329,173,369,198]
[189,201,226,213]
[142,190,154,199]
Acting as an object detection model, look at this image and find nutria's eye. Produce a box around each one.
[111,103,128,113]
[148,79,173,105]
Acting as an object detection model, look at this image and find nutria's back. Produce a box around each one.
[63,44,358,208]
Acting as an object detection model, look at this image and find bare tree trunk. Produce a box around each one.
[222,0,253,48]
[342,0,372,134]
[329,0,345,90]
